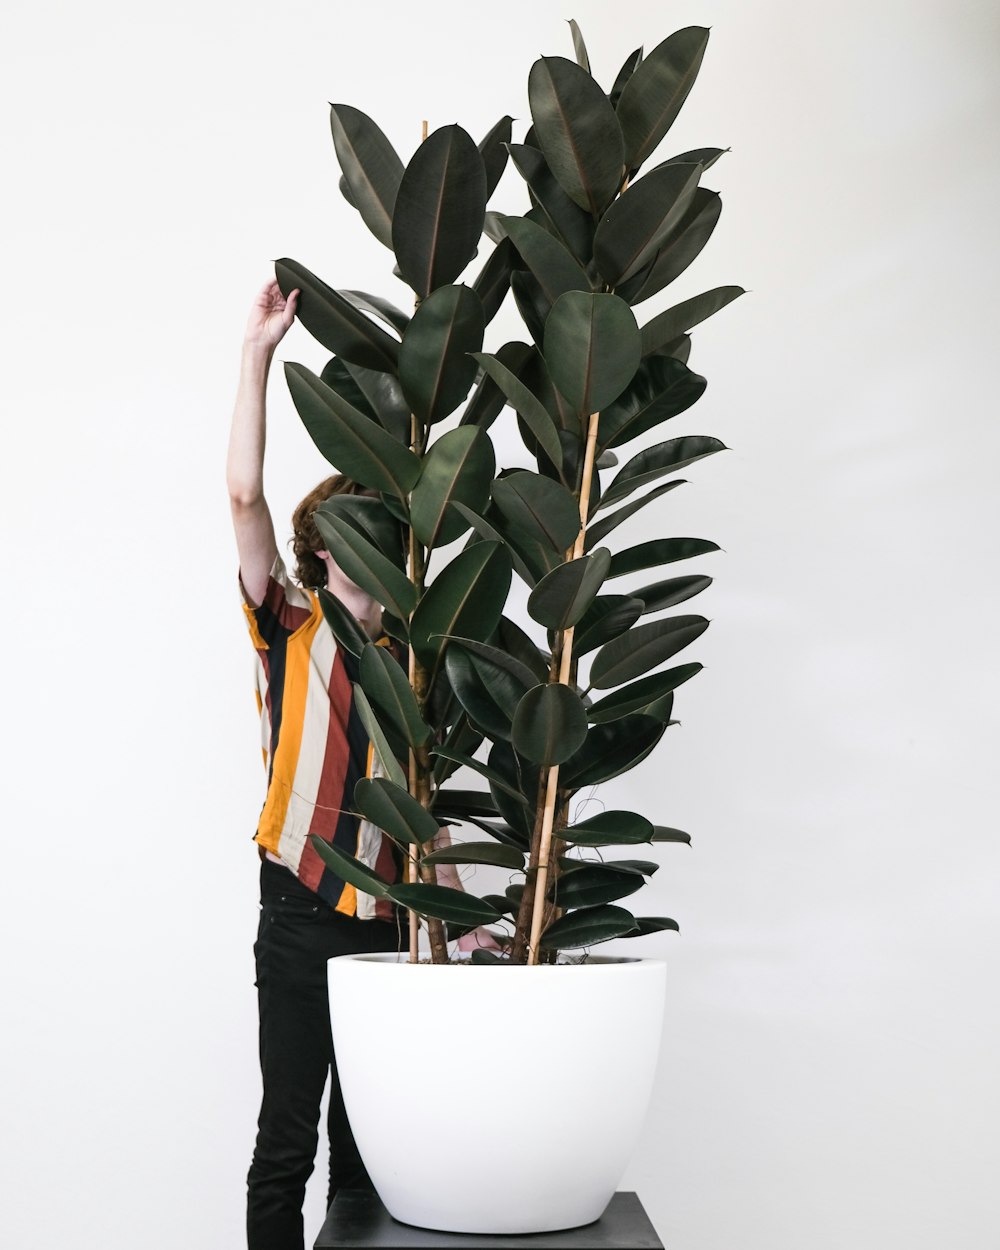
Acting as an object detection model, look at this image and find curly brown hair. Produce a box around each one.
[290,474,370,589]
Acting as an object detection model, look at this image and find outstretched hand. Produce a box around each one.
[244,279,299,351]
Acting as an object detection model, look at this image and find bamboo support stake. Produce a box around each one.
[526,407,602,965]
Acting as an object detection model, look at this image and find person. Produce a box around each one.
[228,278,492,1250]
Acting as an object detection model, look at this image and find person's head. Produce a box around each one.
[290,474,370,589]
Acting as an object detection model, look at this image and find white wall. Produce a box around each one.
[2,2,998,1247]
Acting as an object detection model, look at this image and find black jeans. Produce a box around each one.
[246,858,405,1250]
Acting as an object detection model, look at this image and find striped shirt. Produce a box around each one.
[240,553,401,920]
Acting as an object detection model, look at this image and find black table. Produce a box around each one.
[315,1190,663,1250]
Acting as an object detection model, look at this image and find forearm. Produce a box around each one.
[227,339,274,504]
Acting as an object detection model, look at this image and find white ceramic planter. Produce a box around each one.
[327,952,666,1234]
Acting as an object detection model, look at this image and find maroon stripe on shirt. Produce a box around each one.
[298,645,354,893]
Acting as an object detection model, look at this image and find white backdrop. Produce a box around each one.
[2,2,998,1247]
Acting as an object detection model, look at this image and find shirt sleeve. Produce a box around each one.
[239,552,315,650]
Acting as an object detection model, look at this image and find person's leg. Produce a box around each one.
[246,863,335,1250]
[324,912,405,1207]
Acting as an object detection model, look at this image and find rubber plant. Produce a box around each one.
[275,20,742,965]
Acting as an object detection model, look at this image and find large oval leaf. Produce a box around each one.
[496,214,592,305]
[561,714,666,788]
[527,548,611,630]
[593,162,702,287]
[561,810,654,845]
[597,436,726,511]
[470,354,563,469]
[429,747,527,803]
[308,834,390,898]
[313,512,416,621]
[461,340,535,431]
[328,104,403,250]
[318,588,371,660]
[587,663,701,723]
[590,615,709,689]
[399,284,485,423]
[633,574,713,614]
[528,57,625,216]
[479,114,514,198]
[422,841,525,869]
[352,684,407,789]
[359,642,431,749]
[619,188,722,305]
[584,481,686,550]
[573,594,645,656]
[491,471,580,553]
[320,358,409,444]
[607,538,719,579]
[392,125,487,298]
[275,258,400,371]
[615,27,710,171]
[543,291,641,416]
[318,493,405,568]
[472,237,515,327]
[410,426,495,550]
[511,683,589,765]
[387,882,501,926]
[505,143,594,264]
[354,777,441,846]
[549,863,645,909]
[641,286,745,357]
[610,47,643,109]
[616,916,680,938]
[409,541,512,671]
[284,363,420,499]
[597,355,707,451]
[538,904,639,949]
[444,638,535,742]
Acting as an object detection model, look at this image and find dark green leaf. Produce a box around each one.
[616,27,710,171]
[275,258,400,371]
[352,684,407,789]
[470,949,506,965]
[359,642,432,749]
[543,291,641,416]
[422,841,525,869]
[283,362,420,499]
[496,214,592,304]
[432,714,484,785]
[610,47,643,110]
[488,741,539,840]
[652,827,692,844]
[633,574,713,614]
[399,284,484,423]
[452,501,541,587]
[655,147,728,173]
[410,426,495,549]
[318,493,405,568]
[585,481,686,550]
[338,289,410,336]
[617,916,680,937]
[597,355,707,451]
[328,104,403,250]
[527,56,625,216]
[461,340,534,431]
[432,790,501,819]
[641,286,745,356]
[491,471,580,552]
[472,237,514,326]
[313,512,416,620]
[598,436,726,511]
[392,125,487,297]
[387,883,501,926]
[494,616,550,684]
[470,353,563,469]
[567,18,590,72]
[538,904,639,948]
[587,664,701,723]
[619,188,722,305]
[549,863,645,908]
[479,115,513,199]
[590,615,708,688]
[510,268,552,348]
[593,162,702,287]
[573,595,644,656]
[560,714,666,787]
[331,360,410,443]
[444,639,535,742]
[511,683,589,765]
[429,747,527,802]
[607,538,720,579]
[354,777,440,845]
[308,834,391,897]
[561,810,654,846]
[409,541,512,673]
[505,143,594,264]
[318,588,371,660]
[527,548,611,630]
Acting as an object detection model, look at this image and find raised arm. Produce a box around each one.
[227,279,299,606]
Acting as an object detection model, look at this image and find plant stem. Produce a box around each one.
[525,407,602,965]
